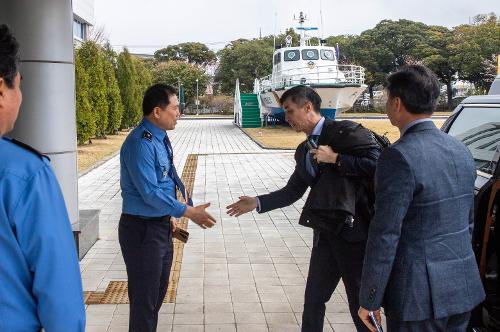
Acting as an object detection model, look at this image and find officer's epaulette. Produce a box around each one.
[142,130,153,142]
[7,137,50,161]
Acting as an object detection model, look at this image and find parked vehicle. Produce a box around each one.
[441,59,500,331]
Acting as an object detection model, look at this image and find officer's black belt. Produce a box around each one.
[121,213,171,222]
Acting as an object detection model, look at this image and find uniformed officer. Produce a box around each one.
[0,25,86,331]
[119,83,216,332]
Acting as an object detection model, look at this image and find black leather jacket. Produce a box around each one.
[258,119,380,241]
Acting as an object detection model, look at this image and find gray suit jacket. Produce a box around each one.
[359,121,485,321]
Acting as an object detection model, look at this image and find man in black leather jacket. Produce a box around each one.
[227,85,380,331]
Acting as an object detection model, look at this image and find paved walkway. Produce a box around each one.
[80,119,358,332]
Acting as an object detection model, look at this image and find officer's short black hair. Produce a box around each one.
[386,65,441,115]
[0,24,20,89]
[279,85,321,113]
[142,83,178,116]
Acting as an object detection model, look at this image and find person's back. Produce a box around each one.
[358,65,484,332]
[384,122,483,320]
[0,24,85,331]
[0,138,86,331]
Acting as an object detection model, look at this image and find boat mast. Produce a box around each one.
[297,12,306,46]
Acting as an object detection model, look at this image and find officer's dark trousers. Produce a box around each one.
[387,311,471,331]
[119,214,173,332]
[302,231,369,332]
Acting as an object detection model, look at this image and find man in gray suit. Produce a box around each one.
[358,65,485,332]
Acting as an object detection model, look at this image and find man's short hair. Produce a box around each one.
[142,83,177,116]
[386,65,441,115]
[0,25,20,89]
[279,85,321,113]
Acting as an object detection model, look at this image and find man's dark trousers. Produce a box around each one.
[302,230,370,332]
[119,214,173,332]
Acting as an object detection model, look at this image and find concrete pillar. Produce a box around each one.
[0,0,79,229]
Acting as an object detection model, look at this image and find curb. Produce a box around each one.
[78,151,120,178]
[236,123,296,151]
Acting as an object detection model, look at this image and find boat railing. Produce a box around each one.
[257,64,365,92]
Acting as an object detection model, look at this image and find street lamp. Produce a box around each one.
[196,78,199,115]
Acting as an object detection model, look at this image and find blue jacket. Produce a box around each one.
[120,118,187,218]
[359,121,485,321]
[0,137,85,331]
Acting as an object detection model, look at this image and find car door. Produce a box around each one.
[441,103,500,330]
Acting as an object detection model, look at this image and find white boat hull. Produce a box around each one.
[258,84,367,120]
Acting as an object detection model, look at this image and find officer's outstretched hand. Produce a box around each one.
[184,203,217,229]
[226,196,258,217]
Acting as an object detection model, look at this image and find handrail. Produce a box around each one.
[257,64,366,92]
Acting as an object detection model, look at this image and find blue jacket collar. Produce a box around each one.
[141,118,166,141]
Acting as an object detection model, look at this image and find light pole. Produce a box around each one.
[196,78,199,115]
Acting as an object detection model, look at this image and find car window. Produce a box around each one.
[448,106,500,175]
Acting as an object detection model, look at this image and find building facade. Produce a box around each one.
[73,0,94,42]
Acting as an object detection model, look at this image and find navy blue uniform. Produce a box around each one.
[119,118,190,332]
[0,137,85,332]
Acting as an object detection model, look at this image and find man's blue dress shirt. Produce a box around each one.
[305,117,325,177]
[120,118,187,218]
[0,137,85,332]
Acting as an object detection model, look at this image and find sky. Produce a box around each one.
[94,0,500,54]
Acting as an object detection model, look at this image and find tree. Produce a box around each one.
[154,42,216,66]
[347,32,393,97]
[74,50,95,144]
[450,14,500,93]
[152,61,209,104]
[412,26,457,108]
[102,43,124,134]
[215,38,273,94]
[132,57,153,124]
[77,41,108,137]
[116,48,138,128]
[325,34,358,64]
[369,19,429,68]
[326,19,430,99]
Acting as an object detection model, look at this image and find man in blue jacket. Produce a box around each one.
[119,83,217,332]
[358,65,485,331]
[0,25,85,331]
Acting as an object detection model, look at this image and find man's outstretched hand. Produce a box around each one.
[184,203,217,229]
[226,196,258,217]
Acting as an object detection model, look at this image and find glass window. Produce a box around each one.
[321,49,335,61]
[448,106,500,175]
[301,49,319,60]
[73,19,87,40]
[284,50,300,61]
[274,52,281,65]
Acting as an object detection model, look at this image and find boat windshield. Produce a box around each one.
[448,106,500,175]
[321,49,335,61]
[302,49,319,60]
[284,50,300,61]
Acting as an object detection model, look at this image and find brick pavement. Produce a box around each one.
[80,119,361,332]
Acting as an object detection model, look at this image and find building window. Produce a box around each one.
[73,19,87,40]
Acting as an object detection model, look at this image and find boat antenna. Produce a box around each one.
[295,12,318,47]
[320,0,324,40]
[273,12,278,49]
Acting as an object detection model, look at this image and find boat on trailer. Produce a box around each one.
[254,12,367,122]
